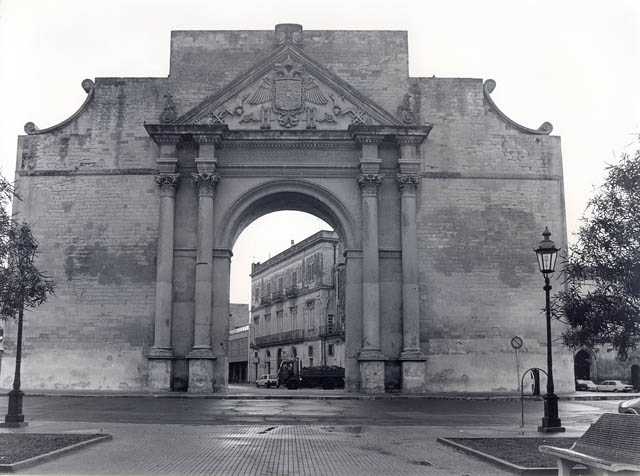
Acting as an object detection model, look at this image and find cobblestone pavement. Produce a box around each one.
[8,421,543,476]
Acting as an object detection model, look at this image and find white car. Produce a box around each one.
[596,380,634,392]
[256,374,279,388]
[575,379,597,391]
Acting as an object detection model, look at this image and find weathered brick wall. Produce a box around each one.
[2,174,159,389]
[416,77,572,392]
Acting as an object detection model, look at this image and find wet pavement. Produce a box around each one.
[0,393,629,475]
[5,393,623,426]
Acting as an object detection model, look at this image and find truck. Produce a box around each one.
[277,358,345,390]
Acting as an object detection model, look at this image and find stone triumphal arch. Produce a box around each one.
[7,24,573,393]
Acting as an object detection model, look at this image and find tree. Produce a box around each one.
[0,177,54,426]
[554,144,640,359]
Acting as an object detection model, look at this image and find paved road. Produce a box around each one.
[5,395,623,427]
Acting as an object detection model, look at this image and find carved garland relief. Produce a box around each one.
[198,55,374,130]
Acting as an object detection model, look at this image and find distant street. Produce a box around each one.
[3,394,623,428]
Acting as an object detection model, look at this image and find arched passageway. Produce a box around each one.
[574,350,591,380]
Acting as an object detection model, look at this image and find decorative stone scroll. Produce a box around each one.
[192,173,219,197]
[275,23,303,45]
[357,174,383,196]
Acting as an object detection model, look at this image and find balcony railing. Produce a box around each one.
[319,322,345,338]
[285,286,299,298]
[260,295,272,306]
[272,290,285,302]
[254,329,305,347]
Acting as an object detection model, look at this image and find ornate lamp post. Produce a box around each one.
[534,227,565,433]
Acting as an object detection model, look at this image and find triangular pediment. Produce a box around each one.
[173,44,402,130]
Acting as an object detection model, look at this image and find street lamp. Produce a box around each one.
[534,227,565,433]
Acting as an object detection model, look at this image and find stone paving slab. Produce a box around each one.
[7,422,522,476]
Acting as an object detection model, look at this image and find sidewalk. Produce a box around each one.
[0,419,589,476]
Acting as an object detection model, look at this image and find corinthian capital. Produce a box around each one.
[192,173,219,197]
[155,173,180,197]
[396,173,421,194]
[357,174,383,196]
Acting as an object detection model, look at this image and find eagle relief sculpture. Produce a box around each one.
[204,55,371,130]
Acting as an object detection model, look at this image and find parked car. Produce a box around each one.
[596,380,634,392]
[575,379,597,391]
[618,397,640,415]
[256,374,279,388]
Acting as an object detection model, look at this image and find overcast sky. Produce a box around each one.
[0,0,638,303]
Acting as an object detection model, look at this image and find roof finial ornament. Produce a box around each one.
[159,94,177,124]
[275,24,303,46]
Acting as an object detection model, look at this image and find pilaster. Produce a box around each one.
[354,133,386,392]
[396,134,427,392]
[148,137,180,390]
[187,134,222,393]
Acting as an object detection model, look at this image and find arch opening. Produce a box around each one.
[574,350,591,380]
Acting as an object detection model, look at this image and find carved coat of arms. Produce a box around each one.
[249,55,327,128]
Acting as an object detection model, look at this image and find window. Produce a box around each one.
[253,316,260,337]
[328,343,334,356]
[308,345,314,367]
[306,300,315,330]
[254,287,260,303]
[306,259,314,282]
[266,282,271,296]
[290,306,298,330]
[291,270,297,287]
[276,310,283,333]
[327,314,334,332]
[264,314,271,335]
[278,277,284,291]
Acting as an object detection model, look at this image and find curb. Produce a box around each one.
[437,437,555,476]
[0,434,112,473]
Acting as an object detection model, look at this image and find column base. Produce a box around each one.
[401,358,426,393]
[188,357,217,393]
[148,358,173,390]
[148,347,174,359]
[187,347,215,359]
[358,355,385,393]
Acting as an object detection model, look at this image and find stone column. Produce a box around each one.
[148,141,180,390]
[397,135,427,393]
[187,135,220,392]
[354,133,386,393]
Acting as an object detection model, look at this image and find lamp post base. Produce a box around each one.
[538,392,565,433]
[0,389,28,428]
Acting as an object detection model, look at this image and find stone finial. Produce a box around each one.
[159,94,177,124]
[275,24,303,45]
[397,93,415,124]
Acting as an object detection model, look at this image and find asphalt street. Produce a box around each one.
[3,394,623,427]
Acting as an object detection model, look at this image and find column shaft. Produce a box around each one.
[191,174,218,355]
[357,174,383,356]
[398,175,421,354]
[151,174,179,356]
